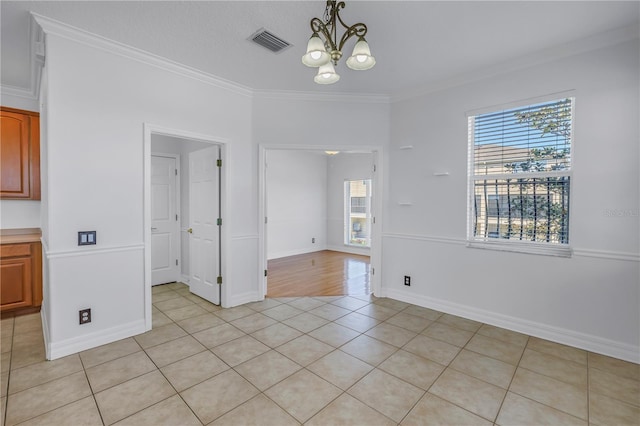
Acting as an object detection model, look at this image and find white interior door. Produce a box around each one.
[151,155,180,285]
[189,145,220,304]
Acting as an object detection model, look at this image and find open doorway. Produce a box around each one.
[143,125,227,330]
[259,146,382,299]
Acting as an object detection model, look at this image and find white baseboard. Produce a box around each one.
[227,291,261,308]
[384,288,640,363]
[180,275,190,285]
[46,320,146,360]
[41,306,51,360]
[326,244,371,256]
[268,246,327,260]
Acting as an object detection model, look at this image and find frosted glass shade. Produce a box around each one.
[346,38,376,70]
[314,63,340,84]
[302,33,330,67]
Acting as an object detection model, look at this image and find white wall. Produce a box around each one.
[266,150,327,259]
[37,17,254,359]
[327,153,373,255]
[0,201,40,228]
[26,13,638,363]
[252,94,390,151]
[384,39,640,362]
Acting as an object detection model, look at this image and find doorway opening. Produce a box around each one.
[143,125,227,330]
[258,146,382,299]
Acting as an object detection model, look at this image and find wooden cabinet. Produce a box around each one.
[1,107,40,200]
[0,229,42,316]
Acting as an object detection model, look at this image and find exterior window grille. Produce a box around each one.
[351,197,367,214]
[468,98,573,252]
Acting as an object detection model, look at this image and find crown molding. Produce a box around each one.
[0,84,39,111]
[1,16,44,109]
[25,14,639,106]
[31,13,390,104]
[32,13,253,99]
[391,23,640,103]
[0,84,37,101]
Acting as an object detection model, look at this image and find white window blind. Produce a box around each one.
[468,98,573,254]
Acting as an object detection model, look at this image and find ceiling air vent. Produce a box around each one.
[249,28,292,54]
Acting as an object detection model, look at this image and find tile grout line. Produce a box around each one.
[6,289,639,425]
[2,318,16,426]
[586,349,591,425]
[135,348,208,426]
[492,334,530,424]
[77,353,107,426]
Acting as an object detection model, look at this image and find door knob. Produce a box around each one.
[187,228,193,234]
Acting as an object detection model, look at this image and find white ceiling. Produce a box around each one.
[2,1,639,98]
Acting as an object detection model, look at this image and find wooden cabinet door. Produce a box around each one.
[0,108,40,199]
[0,256,33,311]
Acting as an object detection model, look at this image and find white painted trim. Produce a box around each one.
[326,244,370,257]
[383,232,466,246]
[41,305,51,360]
[268,246,328,260]
[47,319,146,360]
[228,291,261,308]
[231,234,260,241]
[467,240,573,258]
[384,287,640,363]
[0,17,44,109]
[382,232,639,262]
[572,248,640,262]
[0,84,38,101]
[180,274,190,285]
[0,86,40,111]
[45,243,144,259]
[32,13,252,98]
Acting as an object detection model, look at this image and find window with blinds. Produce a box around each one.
[468,98,573,253]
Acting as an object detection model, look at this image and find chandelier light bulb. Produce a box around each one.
[346,37,375,70]
[314,63,340,84]
[302,33,330,67]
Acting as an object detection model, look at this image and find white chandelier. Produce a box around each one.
[302,0,376,85]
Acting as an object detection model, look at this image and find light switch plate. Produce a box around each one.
[78,231,97,246]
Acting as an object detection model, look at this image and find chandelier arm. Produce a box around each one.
[310,17,337,52]
[338,23,367,52]
[333,1,349,30]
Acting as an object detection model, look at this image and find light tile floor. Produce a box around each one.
[1,282,639,425]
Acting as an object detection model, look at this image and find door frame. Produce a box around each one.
[143,123,229,331]
[258,144,384,299]
[150,153,181,285]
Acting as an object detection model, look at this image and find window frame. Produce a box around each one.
[466,95,575,257]
[344,179,372,248]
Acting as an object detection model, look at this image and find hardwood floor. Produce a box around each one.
[266,250,371,297]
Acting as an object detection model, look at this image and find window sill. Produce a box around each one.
[345,244,371,249]
[467,240,572,257]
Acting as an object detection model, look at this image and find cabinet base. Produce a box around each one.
[1,305,41,319]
